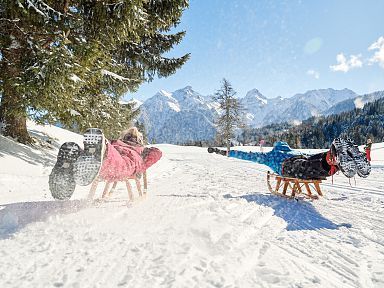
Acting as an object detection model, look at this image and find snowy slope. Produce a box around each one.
[1,123,384,288]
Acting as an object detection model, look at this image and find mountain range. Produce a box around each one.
[134,86,384,144]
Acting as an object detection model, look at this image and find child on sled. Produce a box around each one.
[49,127,162,200]
[208,139,371,180]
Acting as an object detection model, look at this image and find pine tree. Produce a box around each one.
[243,97,384,148]
[213,78,244,154]
[0,0,190,143]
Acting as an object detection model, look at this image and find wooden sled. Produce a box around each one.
[266,171,323,200]
[87,171,148,202]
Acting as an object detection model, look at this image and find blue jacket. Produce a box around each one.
[228,141,303,175]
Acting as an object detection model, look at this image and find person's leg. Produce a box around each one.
[208,147,282,174]
[282,153,333,180]
[73,128,106,186]
[98,141,130,181]
[49,142,82,199]
[366,149,371,162]
[343,139,371,178]
[331,138,357,178]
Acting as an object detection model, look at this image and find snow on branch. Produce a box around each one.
[24,0,63,20]
[69,74,83,83]
[101,69,135,82]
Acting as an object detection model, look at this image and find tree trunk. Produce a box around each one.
[0,84,31,144]
[226,130,230,156]
[0,34,32,144]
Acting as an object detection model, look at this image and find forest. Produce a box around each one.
[240,98,384,148]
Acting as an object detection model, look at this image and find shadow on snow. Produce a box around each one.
[0,134,57,167]
[0,200,89,240]
[224,193,351,231]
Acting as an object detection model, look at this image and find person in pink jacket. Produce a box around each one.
[49,127,162,200]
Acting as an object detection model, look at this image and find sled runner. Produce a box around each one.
[266,171,323,200]
[87,171,148,202]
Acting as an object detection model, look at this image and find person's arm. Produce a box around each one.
[228,150,268,165]
[207,147,227,156]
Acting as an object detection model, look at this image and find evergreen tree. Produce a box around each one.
[240,97,384,148]
[0,0,190,143]
[213,78,244,154]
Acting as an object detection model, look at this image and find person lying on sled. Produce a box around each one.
[49,126,162,199]
[208,139,371,180]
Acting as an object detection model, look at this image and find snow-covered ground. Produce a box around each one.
[1,123,384,288]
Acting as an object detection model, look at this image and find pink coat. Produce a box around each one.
[99,140,162,181]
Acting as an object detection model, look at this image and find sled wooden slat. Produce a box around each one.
[275,178,282,193]
[143,171,148,191]
[304,182,312,197]
[87,171,147,202]
[282,182,289,195]
[266,171,323,200]
[314,181,323,196]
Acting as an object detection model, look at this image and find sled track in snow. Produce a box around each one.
[322,182,384,198]
[354,176,384,185]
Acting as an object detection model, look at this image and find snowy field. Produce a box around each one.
[1,122,384,288]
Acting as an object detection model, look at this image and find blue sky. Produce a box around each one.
[125,0,384,101]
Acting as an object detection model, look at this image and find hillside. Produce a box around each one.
[242,98,384,149]
[136,87,383,144]
[1,123,384,287]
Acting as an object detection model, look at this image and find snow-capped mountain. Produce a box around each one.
[137,86,381,144]
[242,88,358,127]
[120,98,143,108]
[324,91,384,116]
[138,87,218,144]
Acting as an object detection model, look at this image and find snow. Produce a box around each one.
[69,74,82,83]
[291,119,302,126]
[354,97,365,109]
[9,36,21,49]
[168,101,181,112]
[159,89,173,98]
[25,0,62,19]
[69,109,80,116]
[246,112,255,120]
[119,98,143,107]
[101,69,131,81]
[1,122,384,287]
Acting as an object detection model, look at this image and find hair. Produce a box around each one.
[119,127,144,145]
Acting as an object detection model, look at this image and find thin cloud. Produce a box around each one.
[330,53,362,72]
[307,69,320,79]
[368,36,384,68]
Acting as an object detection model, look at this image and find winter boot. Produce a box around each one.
[345,139,371,178]
[49,142,81,200]
[74,128,106,186]
[331,138,356,178]
[207,147,227,156]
